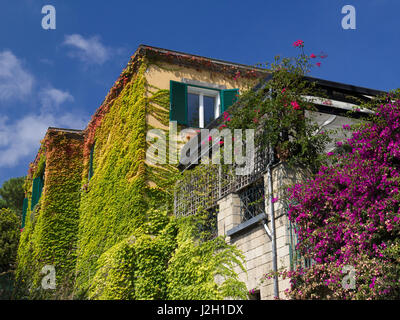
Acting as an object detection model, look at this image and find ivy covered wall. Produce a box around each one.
[16,129,84,299]
[74,59,177,297]
[15,49,252,300]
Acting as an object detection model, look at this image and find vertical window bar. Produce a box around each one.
[199,93,204,128]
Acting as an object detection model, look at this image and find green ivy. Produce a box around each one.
[15,57,248,300]
[15,132,83,299]
[166,210,247,300]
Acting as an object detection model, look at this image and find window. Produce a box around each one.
[88,144,95,180]
[170,80,239,128]
[287,209,313,270]
[248,289,261,300]
[238,180,265,222]
[31,174,44,211]
[187,86,220,128]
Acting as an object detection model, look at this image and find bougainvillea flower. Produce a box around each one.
[293,40,304,47]
[310,53,317,58]
[291,101,301,110]
[219,124,227,130]
[316,62,321,67]
[233,71,241,81]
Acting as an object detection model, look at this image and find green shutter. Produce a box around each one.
[31,176,44,211]
[170,81,187,125]
[21,198,28,229]
[221,89,239,113]
[88,145,94,180]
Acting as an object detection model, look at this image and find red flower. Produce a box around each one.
[281,88,287,94]
[316,62,321,67]
[233,71,241,81]
[310,53,317,59]
[291,101,301,110]
[293,40,304,47]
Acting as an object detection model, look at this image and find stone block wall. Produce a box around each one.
[217,163,309,299]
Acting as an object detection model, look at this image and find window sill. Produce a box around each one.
[226,213,267,237]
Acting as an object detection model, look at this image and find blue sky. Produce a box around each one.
[0,0,399,186]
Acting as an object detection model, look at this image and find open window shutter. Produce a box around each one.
[221,89,239,113]
[31,176,44,211]
[21,198,28,228]
[88,145,94,180]
[170,81,187,125]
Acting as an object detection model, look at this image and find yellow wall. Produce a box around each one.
[145,60,257,131]
[143,59,259,187]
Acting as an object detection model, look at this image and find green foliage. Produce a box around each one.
[227,48,331,173]
[0,198,6,210]
[16,58,247,300]
[15,132,83,299]
[88,209,177,300]
[166,210,247,300]
[0,177,25,214]
[33,155,46,179]
[75,61,154,296]
[0,208,20,299]
[0,208,20,273]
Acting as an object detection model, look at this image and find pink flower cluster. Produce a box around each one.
[285,98,400,299]
[293,40,304,47]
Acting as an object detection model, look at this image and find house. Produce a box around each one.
[16,45,264,299]
[173,67,384,299]
[17,44,384,299]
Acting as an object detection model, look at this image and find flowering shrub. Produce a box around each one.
[282,97,400,299]
[226,41,330,172]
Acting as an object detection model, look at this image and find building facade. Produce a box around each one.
[17,45,384,299]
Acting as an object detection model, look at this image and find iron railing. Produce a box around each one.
[174,145,270,217]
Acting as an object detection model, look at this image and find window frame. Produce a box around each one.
[88,144,95,181]
[169,80,239,128]
[187,85,221,128]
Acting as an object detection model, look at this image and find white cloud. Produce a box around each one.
[0,50,89,169]
[63,34,111,65]
[0,112,88,168]
[39,87,74,111]
[0,50,34,101]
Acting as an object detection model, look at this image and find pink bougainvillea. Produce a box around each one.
[293,40,304,47]
[282,97,400,299]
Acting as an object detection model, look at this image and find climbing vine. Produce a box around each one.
[15,52,249,300]
[226,41,331,172]
[15,130,83,299]
[74,57,246,300]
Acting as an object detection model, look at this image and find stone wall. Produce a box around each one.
[217,163,309,299]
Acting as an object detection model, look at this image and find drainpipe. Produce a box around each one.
[264,144,279,299]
